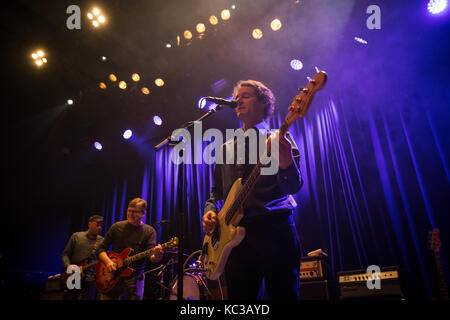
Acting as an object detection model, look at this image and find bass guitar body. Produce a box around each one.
[202,178,246,280]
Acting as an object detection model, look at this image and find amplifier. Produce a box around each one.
[338,266,403,300]
[300,256,329,281]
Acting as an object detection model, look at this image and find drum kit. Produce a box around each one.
[143,248,225,300]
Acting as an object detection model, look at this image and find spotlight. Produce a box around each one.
[252,28,263,39]
[221,9,231,20]
[118,81,127,90]
[209,15,218,25]
[94,141,103,150]
[184,30,193,40]
[31,50,47,67]
[67,99,74,105]
[196,23,206,33]
[428,0,448,14]
[99,82,107,89]
[109,74,117,82]
[270,19,282,31]
[88,7,106,27]
[155,78,164,87]
[153,115,162,126]
[123,129,133,140]
[102,56,107,61]
[131,73,140,82]
[198,97,207,109]
[166,43,172,48]
[354,37,368,44]
[141,87,150,95]
[231,5,236,10]
[290,59,303,70]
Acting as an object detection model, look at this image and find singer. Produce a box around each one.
[202,80,303,299]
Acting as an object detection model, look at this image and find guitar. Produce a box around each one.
[202,71,327,280]
[60,260,98,290]
[95,237,178,293]
[429,228,449,300]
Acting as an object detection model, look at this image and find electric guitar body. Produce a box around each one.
[203,178,246,280]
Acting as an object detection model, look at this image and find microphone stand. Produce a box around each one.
[154,104,225,300]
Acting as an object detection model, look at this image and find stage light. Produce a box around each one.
[354,37,368,44]
[109,74,117,82]
[184,30,193,40]
[88,7,106,28]
[428,0,448,14]
[290,59,303,70]
[31,50,47,67]
[131,73,140,82]
[67,99,74,105]
[221,9,231,20]
[99,82,107,89]
[209,15,218,25]
[123,129,133,140]
[198,97,207,109]
[94,141,103,150]
[270,19,282,31]
[119,81,127,90]
[196,23,206,33]
[252,28,263,39]
[231,5,236,10]
[102,56,107,61]
[153,115,162,126]
[141,87,150,95]
[155,78,164,87]
[166,43,172,48]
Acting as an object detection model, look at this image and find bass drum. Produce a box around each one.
[170,273,208,300]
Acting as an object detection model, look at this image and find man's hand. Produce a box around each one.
[150,244,164,263]
[266,130,294,170]
[202,211,217,235]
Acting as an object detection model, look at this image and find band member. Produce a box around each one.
[202,80,302,299]
[61,214,104,300]
[97,198,163,300]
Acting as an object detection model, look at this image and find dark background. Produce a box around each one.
[1,0,449,300]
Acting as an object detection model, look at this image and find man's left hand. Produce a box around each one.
[267,131,294,170]
[150,244,164,263]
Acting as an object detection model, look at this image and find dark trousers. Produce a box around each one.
[224,214,300,300]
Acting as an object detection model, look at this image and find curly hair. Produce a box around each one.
[232,80,275,122]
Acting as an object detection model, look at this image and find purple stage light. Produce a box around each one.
[123,129,132,139]
[153,115,162,126]
[94,141,103,150]
[290,59,303,70]
[198,97,207,109]
[428,0,448,14]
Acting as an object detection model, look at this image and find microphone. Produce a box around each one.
[204,96,237,108]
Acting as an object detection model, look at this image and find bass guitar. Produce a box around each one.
[202,71,327,280]
[95,237,178,292]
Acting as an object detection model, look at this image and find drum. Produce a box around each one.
[170,273,208,300]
